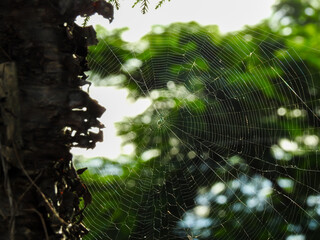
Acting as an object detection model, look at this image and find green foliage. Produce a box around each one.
[79,0,320,239]
[272,0,320,27]
[132,0,149,14]
[155,0,170,10]
[107,0,172,13]
[82,16,90,27]
[108,0,120,10]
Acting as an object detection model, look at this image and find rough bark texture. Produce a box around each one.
[0,1,112,239]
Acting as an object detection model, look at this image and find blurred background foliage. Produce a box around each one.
[75,0,320,239]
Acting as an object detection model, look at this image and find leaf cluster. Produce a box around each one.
[108,0,171,13]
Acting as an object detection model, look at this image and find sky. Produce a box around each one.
[72,0,276,159]
[78,0,276,41]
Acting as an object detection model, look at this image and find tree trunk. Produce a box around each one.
[0,1,111,239]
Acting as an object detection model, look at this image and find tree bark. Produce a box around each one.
[0,1,111,239]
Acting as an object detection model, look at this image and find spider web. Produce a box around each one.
[74,23,320,240]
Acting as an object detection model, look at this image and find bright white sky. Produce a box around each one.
[72,0,276,159]
[78,0,275,41]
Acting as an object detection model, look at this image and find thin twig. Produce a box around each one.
[0,140,16,240]
[13,142,68,227]
[0,47,12,61]
[24,208,49,240]
[18,171,43,202]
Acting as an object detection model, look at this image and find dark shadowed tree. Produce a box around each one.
[0,0,113,239]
